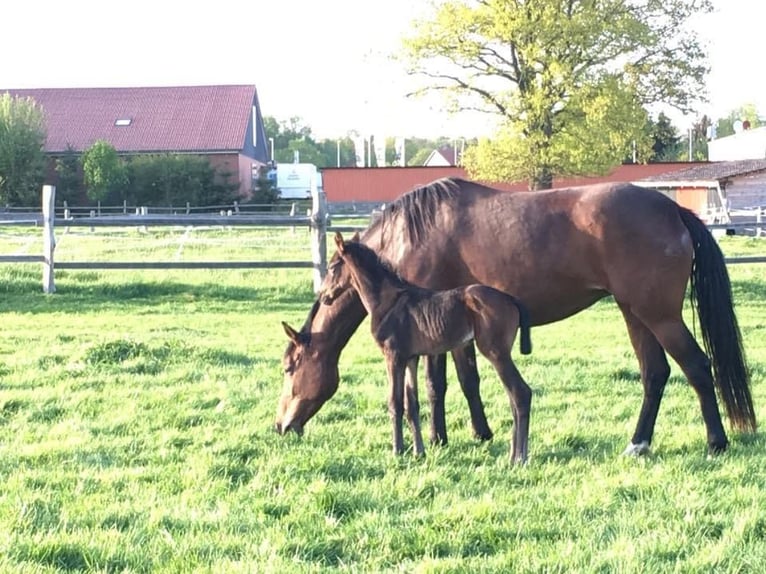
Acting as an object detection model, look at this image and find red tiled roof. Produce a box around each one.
[3,85,258,154]
[321,163,708,203]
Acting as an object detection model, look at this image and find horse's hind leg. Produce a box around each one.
[647,318,728,453]
[452,343,493,441]
[404,357,425,457]
[487,355,532,463]
[619,304,671,456]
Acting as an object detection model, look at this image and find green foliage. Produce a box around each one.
[122,154,238,207]
[716,104,763,139]
[81,140,127,201]
[648,113,682,163]
[0,228,764,571]
[250,169,280,205]
[53,145,83,205]
[404,0,712,189]
[0,93,47,205]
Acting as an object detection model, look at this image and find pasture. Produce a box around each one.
[0,224,765,573]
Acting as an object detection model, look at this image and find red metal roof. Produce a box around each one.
[3,85,258,154]
[321,163,710,203]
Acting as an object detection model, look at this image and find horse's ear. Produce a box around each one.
[334,232,345,253]
[281,321,301,344]
[351,232,360,242]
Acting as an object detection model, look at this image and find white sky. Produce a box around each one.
[1,0,762,139]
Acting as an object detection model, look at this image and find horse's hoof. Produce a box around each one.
[622,441,651,456]
[707,440,728,456]
[475,430,494,442]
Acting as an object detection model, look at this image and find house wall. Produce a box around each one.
[708,127,766,161]
[725,172,766,210]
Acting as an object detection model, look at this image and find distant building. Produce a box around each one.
[423,145,461,167]
[708,126,766,161]
[2,85,269,198]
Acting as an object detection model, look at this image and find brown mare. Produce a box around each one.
[276,178,756,457]
[319,232,533,460]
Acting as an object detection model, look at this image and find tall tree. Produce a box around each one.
[0,94,47,206]
[648,113,682,163]
[404,0,712,189]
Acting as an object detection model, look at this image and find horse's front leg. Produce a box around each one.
[385,353,406,455]
[404,357,425,457]
[424,353,448,445]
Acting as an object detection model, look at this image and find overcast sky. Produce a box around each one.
[2,0,761,139]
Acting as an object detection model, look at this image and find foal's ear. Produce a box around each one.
[334,231,345,253]
[351,232,361,242]
[281,321,301,344]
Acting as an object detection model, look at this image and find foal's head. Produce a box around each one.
[318,232,361,305]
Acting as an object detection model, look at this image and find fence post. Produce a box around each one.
[310,179,327,293]
[758,209,763,238]
[42,185,56,294]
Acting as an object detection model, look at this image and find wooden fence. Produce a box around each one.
[0,185,330,294]
[1,185,766,294]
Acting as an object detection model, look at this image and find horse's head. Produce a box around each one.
[318,231,360,305]
[274,321,340,436]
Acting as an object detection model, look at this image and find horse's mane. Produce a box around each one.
[368,177,464,244]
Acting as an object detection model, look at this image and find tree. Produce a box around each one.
[54,145,83,205]
[81,140,126,201]
[404,0,711,189]
[716,104,762,139]
[648,113,682,163]
[0,94,47,206]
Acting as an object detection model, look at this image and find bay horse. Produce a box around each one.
[276,178,756,457]
[319,232,533,460]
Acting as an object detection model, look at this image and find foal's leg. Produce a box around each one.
[452,343,493,441]
[385,354,407,455]
[424,353,448,445]
[619,304,671,456]
[489,356,532,463]
[404,357,425,457]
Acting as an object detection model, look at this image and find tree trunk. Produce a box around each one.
[529,166,553,190]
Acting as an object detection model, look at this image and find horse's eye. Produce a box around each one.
[284,364,295,375]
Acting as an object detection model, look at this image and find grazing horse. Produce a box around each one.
[319,232,533,460]
[276,178,756,456]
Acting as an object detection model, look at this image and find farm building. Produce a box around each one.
[708,126,766,161]
[638,158,766,212]
[2,85,270,197]
[320,162,709,205]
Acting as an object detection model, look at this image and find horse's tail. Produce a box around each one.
[513,296,533,356]
[678,207,756,432]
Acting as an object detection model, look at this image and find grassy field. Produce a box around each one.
[0,225,765,573]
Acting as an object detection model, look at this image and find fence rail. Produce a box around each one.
[1,185,765,294]
[0,185,328,294]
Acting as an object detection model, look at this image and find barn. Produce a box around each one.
[2,85,270,198]
[638,159,766,212]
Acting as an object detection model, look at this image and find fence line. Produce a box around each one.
[0,185,328,294]
[1,185,765,294]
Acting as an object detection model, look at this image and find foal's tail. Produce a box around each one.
[512,296,533,356]
[678,207,756,432]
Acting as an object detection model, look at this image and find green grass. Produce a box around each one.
[0,227,765,573]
